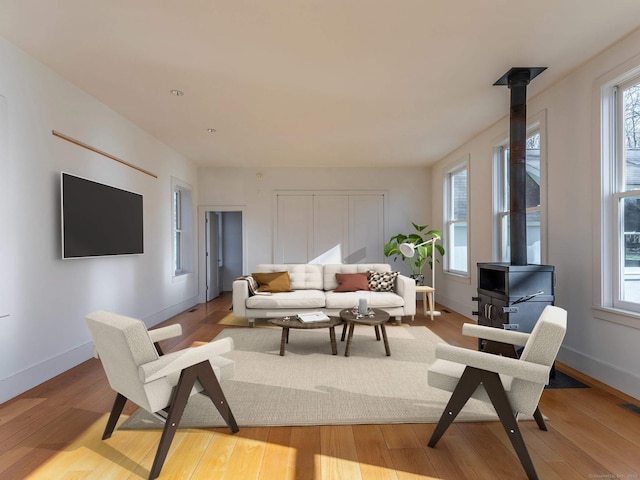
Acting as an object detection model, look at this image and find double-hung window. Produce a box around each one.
[444,159,469,275]
[172,178,193,277]
[494,114,546,264]
[602,75,640,314]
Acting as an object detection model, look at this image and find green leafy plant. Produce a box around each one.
[383,222,445,275]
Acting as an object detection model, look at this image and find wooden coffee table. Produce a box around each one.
[339,308,391,357]
[268,316,343,356]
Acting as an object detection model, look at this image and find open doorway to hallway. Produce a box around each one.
[204,210,243,302]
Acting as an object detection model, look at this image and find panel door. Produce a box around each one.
[348,194,384,263]
[312,195,349,263]
[275,195,313,263]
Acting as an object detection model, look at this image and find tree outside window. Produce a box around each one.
[619,82,640,305]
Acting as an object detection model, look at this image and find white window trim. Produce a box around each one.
[593,55,640,328]
[492,110,548,264]
[443,155,470,278]
[171,177,194,281]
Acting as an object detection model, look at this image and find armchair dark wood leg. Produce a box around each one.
[153,342,164,356]
[429,366,539,480]
[148,360,239,480]
[197,361,240,433]
[149,366,196,480]
[533,406,547,431]
[477,369,539,480]
[102,393,127,440]
[428,366,484,447]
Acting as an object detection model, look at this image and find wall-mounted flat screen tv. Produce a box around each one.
[61,172,144,259]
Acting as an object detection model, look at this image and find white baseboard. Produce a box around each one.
[557,344,640,400]
[436,295,476,320]
[0,296,200,404]
[0,341,94,404]
[142,296,200,328]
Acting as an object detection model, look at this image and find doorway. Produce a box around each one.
[202,209,244,302]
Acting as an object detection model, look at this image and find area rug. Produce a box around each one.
[120,325,500,429]
[218,313,270,327]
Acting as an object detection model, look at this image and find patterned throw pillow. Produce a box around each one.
[368,271,399,292]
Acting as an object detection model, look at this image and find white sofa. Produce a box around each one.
[232,263,416,326]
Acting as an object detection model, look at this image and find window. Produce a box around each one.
[444,160,469,275]
[172,179,193,277]
[494,114,546,264]
[602,75,640,314]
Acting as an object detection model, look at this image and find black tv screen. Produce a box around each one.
[61,173,144,258]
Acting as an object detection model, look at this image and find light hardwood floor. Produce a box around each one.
[1,293,639,479]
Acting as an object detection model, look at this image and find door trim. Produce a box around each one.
[197,205,247,304]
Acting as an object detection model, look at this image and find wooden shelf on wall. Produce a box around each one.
[52,130,157,179]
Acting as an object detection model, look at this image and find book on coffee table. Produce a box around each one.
[297,311,330,323]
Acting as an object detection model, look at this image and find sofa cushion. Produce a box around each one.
[246,289,326,309]
[325,291,405,309]
[255,264,323,290]
[368,271,399,292]
[334,272,370,292]
[252,271,292,293]
[323,264,392,291]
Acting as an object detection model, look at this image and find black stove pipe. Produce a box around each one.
[494,67,546,266]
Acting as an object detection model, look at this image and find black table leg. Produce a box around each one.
[279,327,288,356]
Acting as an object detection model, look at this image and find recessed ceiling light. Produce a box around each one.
[170,89,184,96]
[207,128,216,133]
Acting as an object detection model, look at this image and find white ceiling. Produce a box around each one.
[2,1,640,168]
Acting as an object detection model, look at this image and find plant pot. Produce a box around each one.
[410,274,424,286]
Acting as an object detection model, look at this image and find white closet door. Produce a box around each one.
[312,195,349,263]
[275,192,385,264]
[275,195,313,263]
[348,195,384,263]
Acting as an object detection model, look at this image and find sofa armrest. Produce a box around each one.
[395,274,416,315]
[232,279,249,317]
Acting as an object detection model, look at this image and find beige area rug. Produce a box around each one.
[218,312,270,327]
[120,325,501,429]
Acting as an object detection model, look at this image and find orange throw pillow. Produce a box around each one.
[334,272,370,292]
[252,271,292,293]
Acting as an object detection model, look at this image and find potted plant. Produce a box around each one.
[383,222,445,285]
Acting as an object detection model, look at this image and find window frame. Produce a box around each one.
[493,110,548,265]
[595,59,640,326]
[443,156,470,277]
[171,178,193,278]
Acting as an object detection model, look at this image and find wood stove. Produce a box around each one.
[472,67,555,351]
[474,263,554,349]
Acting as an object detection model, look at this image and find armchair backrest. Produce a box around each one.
[519,305,567,366]
[509,305,567,414]
[85,310,167,412]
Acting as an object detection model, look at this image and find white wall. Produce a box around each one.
[197,166,432,276]
[0,37,199,403]
[431,30,640,399]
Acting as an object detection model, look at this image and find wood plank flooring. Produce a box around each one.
[1,292,639,479]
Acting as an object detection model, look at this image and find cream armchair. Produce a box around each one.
[427,305,567,480]
[85,310,239,480]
